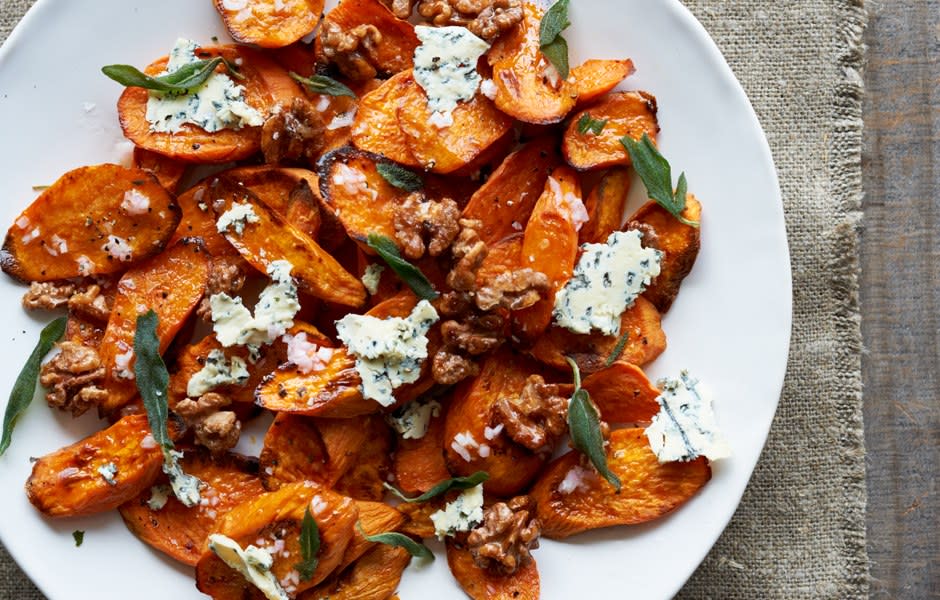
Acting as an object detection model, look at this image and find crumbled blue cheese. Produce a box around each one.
[644,371,731,463]
[187,349,250,397]
[413,26,490,121]
[361,263,384,295]
[217,202,260,236]
[146,39,264,134]
[335,300,439,407]
[208,534,290,600]
[210,260,300,347]
[97,462,118,486]
[147,484,172,511]
[162,449,203,508]
[553,230,662,336]
[388,399,441,440]
[429,483,484,539]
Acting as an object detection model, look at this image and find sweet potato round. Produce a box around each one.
[446,540,540,600]
[215,0,323,49]
[562,91,660,170]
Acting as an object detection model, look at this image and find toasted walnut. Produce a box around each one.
[379,0,416,19]
[417,0,523,42]
[493,374,568,451]
[467,495,540,575]
[68,284,111,322]
[176,392,242,455]
[22,281,76,311]
[441,314,504,355]
[39,341,107,416]
[261,97,326,165]
[393,192,461,260]
[432,350,480,385]
[475,269,549,312]
[435,291,474,318]
[446,219,487,293]
[320,21,383,81]
[197,257,248,321]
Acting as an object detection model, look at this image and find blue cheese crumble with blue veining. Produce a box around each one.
[335,300,439,407]
[162,449,203,507]
[553,230,662,336]
[97,462,118,486]
[644,371,730,463]
[429,483,484,539]
[146,38,264,134]
[388,398,441,439]
[208,534,289,600]
[413,26,490,122]
[210,260,301,348]
[187,349,250,397]
[217,202,260,236]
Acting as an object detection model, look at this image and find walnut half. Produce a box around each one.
[175,392,242,455]
[417,0,523,42]
[492,374,569,451]
[467,495,540,575]
[39,341,107,417]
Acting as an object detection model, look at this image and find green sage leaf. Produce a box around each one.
[384,471,489,504]
[72,530,85,547]
[539,0,571,79]
[621,133,699,228]
[102,58,223,96]
[540,37,570,80]
[290,72,357,98]
[366,233,439,300]
[376,162,424,192]
[356,523,434,561]
[577,113,608,136]
[605,331,630,367]
[565,357,621,491]
[295,507,320,581]
[0,316,66,456]
[133,310,172,452]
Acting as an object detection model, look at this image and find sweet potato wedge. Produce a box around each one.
[579,167,630,245]
[581,362,659,424]
[303,543,411,600]
[397,500,439,538]
[397,73,515,175]
[132,147,187,193]
[215,0,323,48]
[460,137,560,244]
[195,482,358,596]
[487,2,577,124]
[226,166,322,239]
[444,348,547,496]
[338,500,407,571]
[446,540,540,600]
[118,46,299,163]
[98,238,210,414]
[529,296,666,374]
[169,181,235,257]
[512,166,584,341]
[25,414,164,518]
[118,450,265,566]
[562,91,660,170]
[1,164,180,282]
[571,58,635,106]
[350,71,421,167]
[629,196,702,313]
[259,413,330,490]
[392,407,450,495]
[531,428,711,538]
[332,416,393,501]
[316,0,419,77]
[210,175,366,307]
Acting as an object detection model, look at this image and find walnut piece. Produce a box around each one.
[446,219,487,293]
[493,374,568,451]
[393,192,461,261]
[417,0,523,42]
[68,284,111,322]
[432,350,479,385]
[197,257,248,321]
[39,341,107,416]
[23,281,112,322]
[320,21,383,81]
[175,392,242,455]
[467,495,540,575]
[475,269,549,312]
[441,314,504,356]
[261,97,326,165]
[378,0,416,19]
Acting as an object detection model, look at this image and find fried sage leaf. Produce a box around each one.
[384,471,489,504]
[366,233,439,300]
[566,357,622,491]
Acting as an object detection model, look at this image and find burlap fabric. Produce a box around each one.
[0,0,868,597]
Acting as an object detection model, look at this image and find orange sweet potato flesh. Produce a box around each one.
[393,408,450,495]
[579,167,630,245]
[629,196,702,313]
[259,413,330,490]
[332,416,393,501]
[196,482,358,597]
[169,181,235,257]
[133,147,187,193]
[351,71,421,167]
[98,239,210,415]
[444,348,547,496]
[317,0,419,77]
[581,362,660,424]
[118,46,299,163]
[529,296,666,374]
[227,166,322,240]
[303,543,411,600]
[488,2,577,124]
[512,165,583,341]
[446,541,540,600]
[562,91,660,171]
[571,59,635,106]
[118,450,265,566]
[531,428,711,538]
[25,414,164,518]
[397,73,515,175]
[461,137,560,245]
[1,164,180,282]
[211,175,366,307]
[475,233,522,289]
[337,500,406,571]
[215,0,323,48]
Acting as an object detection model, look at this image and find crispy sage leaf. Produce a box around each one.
[102,58,224,96]
[366,233,439,300]
[376,161,424,192]
[621,133,699,227]
[604,331,630,367]
[295,507,320,581]
[290,72,357,98]
[539,0,571,79]
[356,522,434,560]
[577,113,608,135]
[566,357,622,491]
[0,317,66,456]
[72,530,85,547]
[384,471,489,504]
[134,310,172,451]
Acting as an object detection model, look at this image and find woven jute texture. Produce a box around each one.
[0,0,868,598]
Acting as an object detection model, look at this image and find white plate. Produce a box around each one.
[0,0,791,598]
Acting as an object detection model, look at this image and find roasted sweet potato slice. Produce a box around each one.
[460,137,560,245]
[317,0,419,76]
[337,500,407,571]
[25,414,164,518]
[397,73,514,174]
[446,540,540,600]
[211,175,366,307]
[579,167,630,245]
[392,408,450,495]
[581,362,659,424]
[259,413,330,490]
[511,165,584,341]
[118,46,299,163]
[562,91,660,171]
[444,348,547,496]
[529,296,666,374]
[350,71,421,167]
[215,0,323,48]
[1,164,180,282]
[303,543,411,600]
[332,416,393,501]
[119,450,265,566]
[629,196,702,312]
[133,147,187,193]
[571,58,635,106]
[316,79,384,157]
[487,2,577,124]
[226,166,322,239]
[475,233,522,290]
[531,428,711,538]
[397,500,439,538]
[98,239,210,414]
[169,181,235,257]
